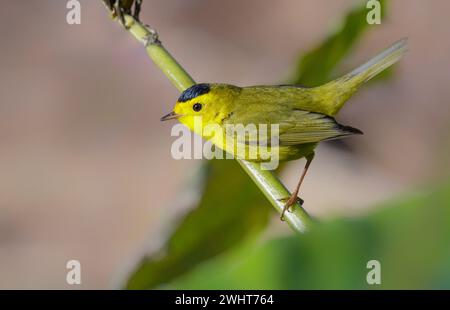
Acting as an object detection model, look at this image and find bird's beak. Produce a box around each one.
[160,111,182,121]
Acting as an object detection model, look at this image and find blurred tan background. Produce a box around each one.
[0,0,449,289]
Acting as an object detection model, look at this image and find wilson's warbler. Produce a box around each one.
[161,39,407,219]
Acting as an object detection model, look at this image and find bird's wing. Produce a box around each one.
[276,110,362,145]
[223,107,362,146]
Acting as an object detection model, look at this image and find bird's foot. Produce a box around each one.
[278,195,304,221]
[111,2,128,28]
[133,0,142,20]
[110,0,142,29]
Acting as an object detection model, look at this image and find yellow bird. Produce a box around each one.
[161,39,407,219]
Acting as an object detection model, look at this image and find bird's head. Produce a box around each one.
[161,83,240,132]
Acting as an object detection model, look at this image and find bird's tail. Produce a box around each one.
[314,38,408,116]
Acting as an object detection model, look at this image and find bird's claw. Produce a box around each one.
[107,0,143,29]
[278,196,304,221]
[133,0,142,20]
[278,196,304,206]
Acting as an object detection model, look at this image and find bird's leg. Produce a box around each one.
[280,153,314,221]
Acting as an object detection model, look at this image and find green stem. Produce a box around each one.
[105,9,313,233]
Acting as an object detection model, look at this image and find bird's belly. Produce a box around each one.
[276,143,317,162]
[209,133,317,162]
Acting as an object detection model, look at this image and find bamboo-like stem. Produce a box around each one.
[102,7,313,233]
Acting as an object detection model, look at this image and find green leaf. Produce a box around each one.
[291,0,387,86]
[170,181,450,289]
[125,160,271,289]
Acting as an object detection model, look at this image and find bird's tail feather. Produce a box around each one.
[343,38,408,84]
[315,38,408,116]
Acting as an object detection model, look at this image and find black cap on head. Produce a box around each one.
[178,83,210,102]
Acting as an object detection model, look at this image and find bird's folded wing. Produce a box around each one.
[223,109,362,146]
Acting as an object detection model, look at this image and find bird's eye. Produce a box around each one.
[192,103,202,112]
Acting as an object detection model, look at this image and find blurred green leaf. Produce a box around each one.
[125,159,271,289]
[170,181,450,289]
[291,0,387,86]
